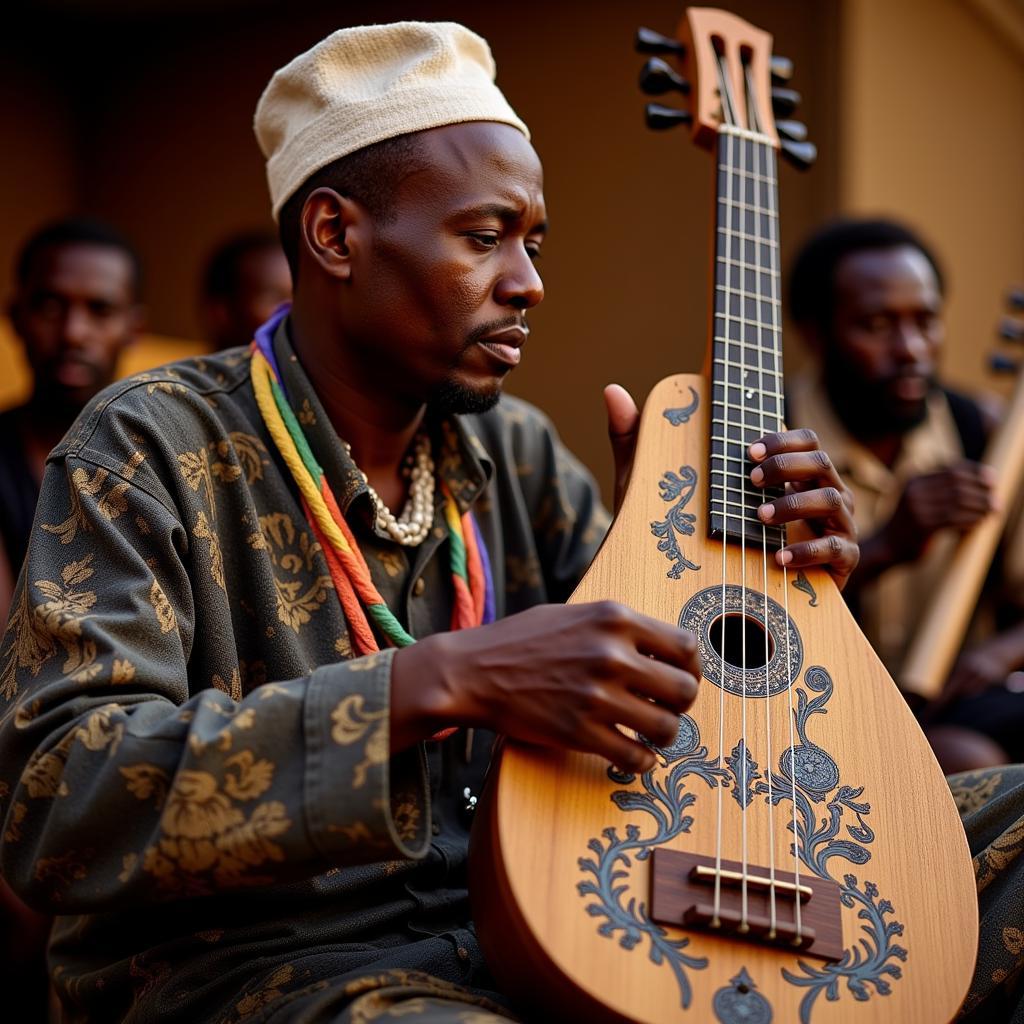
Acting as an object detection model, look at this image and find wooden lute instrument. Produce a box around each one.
[472,9,977,1022]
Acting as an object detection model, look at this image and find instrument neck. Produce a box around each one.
[708,127,785,548]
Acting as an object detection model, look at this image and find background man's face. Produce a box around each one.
[824,245,944,436]
[13,243,140,411]
[342,121,547,415]
[205,245,292,350]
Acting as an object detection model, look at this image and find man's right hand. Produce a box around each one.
[389,601,701,773]
[876,461,997,564]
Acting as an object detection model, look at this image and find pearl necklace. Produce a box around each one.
[346,433,435,547]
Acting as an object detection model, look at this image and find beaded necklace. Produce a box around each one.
[250,310,495,659]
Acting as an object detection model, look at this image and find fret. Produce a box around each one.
[709,443,781,460]
[712,413,782,434]
[717,165,776,184]
[715,226,779,248]
[711,382,781,403]
[710,496,775,512]
[716,284,778,311]
[717,196,779,218]
[716,356,778,380]
[713,336,781,371]
[710,466,758,481]
[712,398,783,413]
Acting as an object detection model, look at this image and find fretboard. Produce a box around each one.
[708,125,786,550]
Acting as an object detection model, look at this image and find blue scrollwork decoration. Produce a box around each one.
[663,386,700,425]
[726,739,761,810]
[750,666,905,1020]
[578,660,905,1021]
[713,967,773,1024]
[782,876,907,1024]
[650,466,701,579]
[577,716,727,1009]
[793,570,818,607]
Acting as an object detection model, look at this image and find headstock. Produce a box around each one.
[635,7,816,170]
[988,287,1024,374]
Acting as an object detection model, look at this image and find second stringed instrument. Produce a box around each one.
[472,9,977,1023]
[902,289,1024,699]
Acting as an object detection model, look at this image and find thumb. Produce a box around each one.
[604,384,639,514]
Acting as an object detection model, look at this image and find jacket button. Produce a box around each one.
[412,577,426,597]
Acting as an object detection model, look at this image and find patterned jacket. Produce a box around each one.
[0,323,609,1022]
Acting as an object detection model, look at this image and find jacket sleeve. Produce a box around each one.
[518,412,611,602]
[0,452,430,914]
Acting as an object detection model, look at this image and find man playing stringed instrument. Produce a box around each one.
[787,218,1024,773]
[6,21,994,1024]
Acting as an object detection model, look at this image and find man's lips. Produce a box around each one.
[476,325,528,368]
[889,375,929,402]
[53,359,98,388]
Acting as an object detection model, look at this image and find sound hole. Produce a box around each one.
[709,613,774,670]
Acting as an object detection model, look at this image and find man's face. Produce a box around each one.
[824,245,944,436]
[342,122,546,414]
[13,243,140,411]
[208,246,293,349]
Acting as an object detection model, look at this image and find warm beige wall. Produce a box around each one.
[0,0,839,499]
[838,0,1024,394]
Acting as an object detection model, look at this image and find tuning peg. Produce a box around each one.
[776,119,807,142]
[645,103,692,130]
[639,57,690,95]
[1009,287,1024,311]
[635,26,685,57]
[780,137,817,170]
[772,87,801,118]
[999,317,1024,342]
[770,55,794,83]
[990,352,1020,374]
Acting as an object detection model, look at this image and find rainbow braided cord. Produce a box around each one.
[249,325,495,663]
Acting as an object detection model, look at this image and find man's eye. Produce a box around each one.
[526,245,542,262]
[860,316,891,334]
[466,233,499,249]
[31,296,64,319]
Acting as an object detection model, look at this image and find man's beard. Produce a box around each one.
[427,373,503,415]
[823,352,933,439]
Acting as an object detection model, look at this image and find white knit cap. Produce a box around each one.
[254,21,530,220]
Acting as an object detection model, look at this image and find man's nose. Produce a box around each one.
[494,248,544,310]
[892,319,930,362]
[60,305,93,348]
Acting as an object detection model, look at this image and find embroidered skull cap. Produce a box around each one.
[254,21,530,220]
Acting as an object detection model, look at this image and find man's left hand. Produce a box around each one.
[749,428,859,590]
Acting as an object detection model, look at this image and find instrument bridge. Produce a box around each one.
[650,848,844,962]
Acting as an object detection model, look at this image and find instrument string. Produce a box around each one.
[762,136,803,941]
[737,115,750,934]
[746,83,779,937]
[711,51,740,930]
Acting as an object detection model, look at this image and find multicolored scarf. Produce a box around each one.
[249,307,495,663]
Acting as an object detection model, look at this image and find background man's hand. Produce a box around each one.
[878,461,997,564]
[391,601,700,771]
[748,428,860,590]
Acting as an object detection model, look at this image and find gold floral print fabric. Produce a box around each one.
[0,326,608,1023]
[952,766,1024,1023]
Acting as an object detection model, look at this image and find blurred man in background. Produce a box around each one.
[787,217,1024,773]
[0,215,142,1020]
[1,217,143,627]
[198,231,291,350]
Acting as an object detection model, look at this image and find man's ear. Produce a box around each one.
[299,188,364,281]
